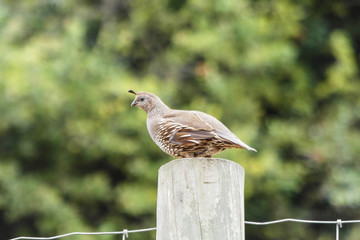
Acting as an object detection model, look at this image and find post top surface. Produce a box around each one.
[159,158,244,172]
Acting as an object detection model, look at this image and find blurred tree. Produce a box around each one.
[0,0,359,239]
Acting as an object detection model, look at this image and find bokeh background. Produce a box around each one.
[1,0,360,239]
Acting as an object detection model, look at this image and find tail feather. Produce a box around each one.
[232,141,257,152]
[246,146,257,152]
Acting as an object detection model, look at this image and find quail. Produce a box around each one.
[129,90,256,158]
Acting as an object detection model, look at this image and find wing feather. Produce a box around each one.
[170,129,217,145]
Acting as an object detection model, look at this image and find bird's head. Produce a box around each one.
[129,90,166,114]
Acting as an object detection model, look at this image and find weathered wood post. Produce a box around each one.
[156,158,245,240]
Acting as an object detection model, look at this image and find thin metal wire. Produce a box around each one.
[245,218,337,225]
[9,228,156,240]
[9,219,360,240]
[245,218,360,225]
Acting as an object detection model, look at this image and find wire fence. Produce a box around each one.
[9,218,360,240]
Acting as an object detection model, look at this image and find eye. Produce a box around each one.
[139,97,145,101]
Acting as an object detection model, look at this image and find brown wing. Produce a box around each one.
[162,111,214,131]
[162,110,257,152]
[162,110,229,145]
[170,129,219,145]
[156,117,218,145]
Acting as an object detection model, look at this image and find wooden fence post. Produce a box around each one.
[156,158,245,240]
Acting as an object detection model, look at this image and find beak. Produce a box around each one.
[131,100,137,107]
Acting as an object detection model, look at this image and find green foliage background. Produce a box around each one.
[1,0,360,239]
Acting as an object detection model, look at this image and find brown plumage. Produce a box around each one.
[129,90,257,158]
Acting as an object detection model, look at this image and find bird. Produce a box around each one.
[129,90,256,158]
